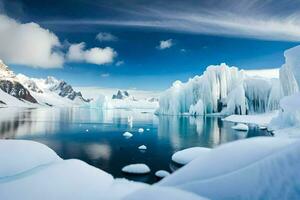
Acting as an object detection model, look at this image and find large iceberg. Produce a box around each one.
[156,63,282,116]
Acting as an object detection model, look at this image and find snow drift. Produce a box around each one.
[1,138,300,199]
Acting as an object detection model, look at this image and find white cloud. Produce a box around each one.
[44,1,300,42]
[96,32,118,42]
[100,73,110,77]
[157,39,173,50]
[116,60,124,66]
[0,15,64,68]
[67,42,117,65]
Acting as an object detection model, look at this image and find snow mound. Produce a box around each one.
[122,164,151,174]
[123,186,207,200]
[159,137,299,200]
[0,140,61,178]
[155,170,170,178]
[172,147,211,165]
[138,128,144,133]
[138,145,147,150]
[268,93,300,137]
[123,131,133,138]
[231,123,249,131]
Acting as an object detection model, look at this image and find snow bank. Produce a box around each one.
[224,111,277,126]
[123,186,207,200]
[0,140,61,177]
[268,93,300,137]
[231,123,249,131]
[159,137,300,200]
[1,138,299,199]
[156,63,282,116]
[155,170,170,178]
[172,147,211,165]
[122,164,151,174]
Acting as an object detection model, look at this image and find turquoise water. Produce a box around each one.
[0,107,270,183]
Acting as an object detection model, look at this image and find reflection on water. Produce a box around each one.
[0,107,270,183]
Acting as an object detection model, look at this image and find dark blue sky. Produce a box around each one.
[1,0,300,90]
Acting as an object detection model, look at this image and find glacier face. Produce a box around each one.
[156,63,282,116]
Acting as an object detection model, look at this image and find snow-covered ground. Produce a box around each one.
[1,137,299,200]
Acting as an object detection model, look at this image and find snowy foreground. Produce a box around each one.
[1,138,299,200]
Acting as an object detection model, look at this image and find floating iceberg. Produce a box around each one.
[172,147,211,165]
[138,128,144,133]
[156,63,282,116]
[123,131,133,138]
[121,164,151,174]
[155,170,170,178]
[138,145,147,150]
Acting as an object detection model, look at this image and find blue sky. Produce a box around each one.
[1,0,300,90]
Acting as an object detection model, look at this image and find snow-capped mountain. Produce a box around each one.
[0,60,88,107]
[112,90,137,101]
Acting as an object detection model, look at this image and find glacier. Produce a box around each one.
[156,63,282,116]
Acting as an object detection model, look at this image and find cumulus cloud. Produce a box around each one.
[157,39,173,50]
[115,60,124,66]
[67,42,117,65]
[96,32,118,42]
[0,15,64,68]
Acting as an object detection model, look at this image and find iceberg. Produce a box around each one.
[156,63,282,116]
[121,164,151,174]
[155,170,171,178]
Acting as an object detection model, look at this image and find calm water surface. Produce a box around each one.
[0,107,270,183]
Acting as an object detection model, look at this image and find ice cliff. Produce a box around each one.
[156,63,282,116]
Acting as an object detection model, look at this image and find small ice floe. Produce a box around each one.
[123,131,133,138]
[232,123,249,131]
[138,145,147,150]
[172,147,211,165]
[121,163,150,174]
[259,126,267,130]
[146,128,150,131]
[155,170,170,178]
[138,128,144,133]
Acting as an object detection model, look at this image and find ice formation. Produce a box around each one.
[138,128,144,133]
[155,170,170,178]
[231,123,249,131]
[156,63,282,116]
[171,147,211,165]
[121,164,151,174]
[138,145,147,150]
[123,131,133,138]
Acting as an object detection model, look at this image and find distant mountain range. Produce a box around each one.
[0,60,89,107]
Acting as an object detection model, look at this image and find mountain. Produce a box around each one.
[0,60,88,107]
[112,90,137,101]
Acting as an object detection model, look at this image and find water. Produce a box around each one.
[0,107,270,183]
